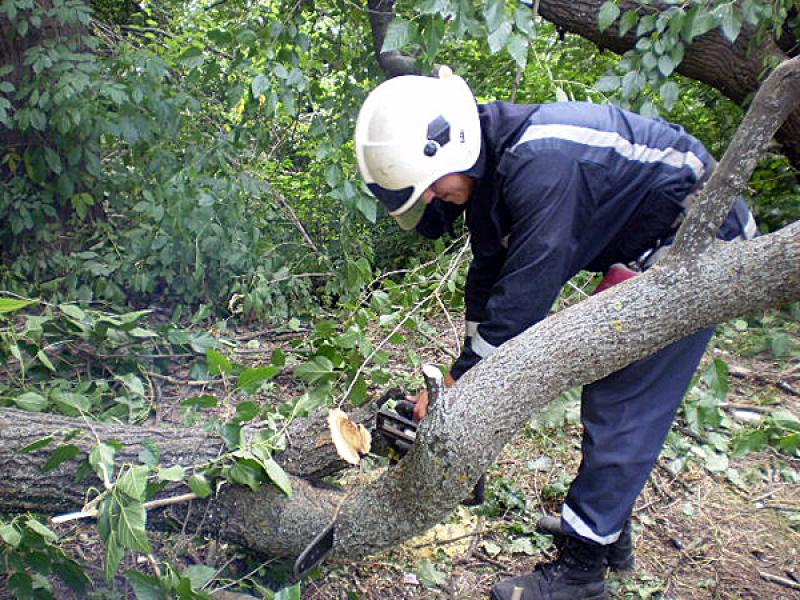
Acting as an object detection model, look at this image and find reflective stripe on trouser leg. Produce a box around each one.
[562,326,715,544]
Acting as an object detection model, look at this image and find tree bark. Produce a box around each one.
[1,54,799,566]
[534,0,800,171]
[364,0,800,170]
[367,0,419,77]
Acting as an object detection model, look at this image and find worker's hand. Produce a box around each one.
[409,372,456,422]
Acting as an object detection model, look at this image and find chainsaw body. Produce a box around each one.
[375,389,418,461]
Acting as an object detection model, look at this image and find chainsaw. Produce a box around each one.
[294,365,483,579]
[375,388,418,462]
[373,380,485,506]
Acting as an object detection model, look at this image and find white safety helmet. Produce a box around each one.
[354,66,481,230]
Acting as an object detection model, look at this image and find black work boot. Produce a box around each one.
[536,515,635,572]
[490,535,608,600]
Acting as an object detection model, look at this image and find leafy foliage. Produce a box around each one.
[0,516,91,599]
[1,0,799,596]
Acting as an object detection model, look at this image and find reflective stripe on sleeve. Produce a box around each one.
[470,329,498,359]
[512,124,706,180]
[465,321,479,338]
[741,211,758,240]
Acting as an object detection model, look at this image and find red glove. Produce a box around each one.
[593,263,638,295]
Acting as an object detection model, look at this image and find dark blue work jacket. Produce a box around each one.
[415,101,717,380]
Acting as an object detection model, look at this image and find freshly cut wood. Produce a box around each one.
[328,408,372,465]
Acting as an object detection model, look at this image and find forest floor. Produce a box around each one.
[298,317,800,600]
[7,312,798,600]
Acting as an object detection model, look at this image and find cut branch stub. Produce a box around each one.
[328,408,372,465]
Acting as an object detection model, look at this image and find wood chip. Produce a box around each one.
[328,408,371,465]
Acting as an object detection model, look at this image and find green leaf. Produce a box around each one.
[234,400,260,423]
[618,10,638,36]
[220,423,242,449]
[514,7,534,36]
[487,21,512,54]
[641,51,657,71]
[157,465,186,482]
[506,33,528,70]
[25,518,58,543]
[768,332,790,358]
[115,499,151,553]
[355,193,377,223]
[227,460,262,491]
[126,570,165,600]
[702,359,729,400]
[52,557,90,594]
[271,348,286,367]
[262,457,292,496]
[206,348,232,375]
[181,395,218,409]
[90,442,116,483]
[59,303,87,321]
[35,349,55,371]
[594,75,621,93]
[0,524,21,547]
[381,19,414,53]
[718,4,742,43]
[52,391,90,414]
[598,1,621,32]
[188,473,212,498]
[660,81,680,110]
[348,375,369,406]
[14,392,48,412]
[44,147,62,174]
[18,435,54,454]
[295,356,335,385]
[184,564,216,590]
[657,54,675,77]
[118,465,149,501]
[177,45,204,69]
[508,537,537,555]
[42,444,81,473]
[238,366,281,393]
[703,448,728,473]
[689,11,718,41]
[138,439,161,467]
[771,409,800,431]
[731,429,768,456]
[0,296,38,314]
[776,433,799,456]
[252,74,270,99]
[274,583,302,600]
[484,0,506,32]
[104,532,124,581]
[416,558,448,588]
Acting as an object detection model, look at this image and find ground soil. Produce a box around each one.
[2,315,798,600]
[301,321,800,600]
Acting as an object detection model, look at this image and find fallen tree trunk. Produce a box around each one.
[0,56,799,565]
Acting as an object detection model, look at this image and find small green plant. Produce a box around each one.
[0,516,91,599]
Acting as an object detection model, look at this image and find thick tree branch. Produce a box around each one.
[669,55,800,259]
[366,0,419,77]
[535,0,800,171]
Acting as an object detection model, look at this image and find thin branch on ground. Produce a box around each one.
[338,236,471,405]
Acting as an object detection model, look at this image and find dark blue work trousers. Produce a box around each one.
[561,197,755,543]
[562,327,714,543]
